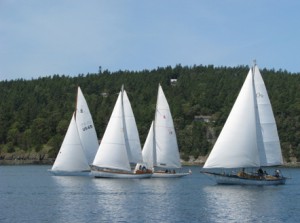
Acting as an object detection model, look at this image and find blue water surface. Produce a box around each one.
[0,165,299,223]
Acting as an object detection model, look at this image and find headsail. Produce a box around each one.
[92,91,131,172]
[142,121,155,170]
[51,113,90,172]
[203,68,260,169]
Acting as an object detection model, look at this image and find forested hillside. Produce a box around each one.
[0,64,299,164]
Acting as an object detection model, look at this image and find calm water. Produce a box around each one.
[0,165,299,223]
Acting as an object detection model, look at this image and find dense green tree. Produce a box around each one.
[0,64,299,162]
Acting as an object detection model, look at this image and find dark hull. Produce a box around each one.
[203,172,286,185]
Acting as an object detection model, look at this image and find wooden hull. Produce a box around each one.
[91,170,152,179]
[203,172,286,185]
[48,169,91,176]
[152,172,190,178]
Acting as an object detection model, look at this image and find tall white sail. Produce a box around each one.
[203,69,260,169]
[142,121,155,169]
[92,91,131,172]
[155,84,181,168]
[76,87,99,164]
[51,114,90,172]
[254,65,283,166]
[123,90,143,164]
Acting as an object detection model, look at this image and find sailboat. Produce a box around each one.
[202,62,286,185]
[142,84,189,178]
[91,86,152,179]
[50,86,99,176]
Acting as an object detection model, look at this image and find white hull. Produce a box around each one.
[204,172,286,185]
[152,172,190,178]
[49,170,91,176]
[91,170,152,179]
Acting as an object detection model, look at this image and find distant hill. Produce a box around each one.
[0,64,299,164]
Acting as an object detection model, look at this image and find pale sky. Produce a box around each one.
[0,0,299,81]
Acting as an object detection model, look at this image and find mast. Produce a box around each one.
[153,118,157,167]
[153,84,160,167]
[74,86,79,120]
[121,85,133,164]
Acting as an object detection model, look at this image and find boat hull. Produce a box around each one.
[152,172,190,178]
[48,170,91,176]
[91,170,152,179]
[203,172,286,185]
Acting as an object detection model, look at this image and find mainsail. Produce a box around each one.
[253,66,283,166]
[76,87,99,164]
[123,90,143,164]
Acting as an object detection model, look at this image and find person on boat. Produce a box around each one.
[275,169,281,178]
[257,168,264,176]
[237,168,245,177]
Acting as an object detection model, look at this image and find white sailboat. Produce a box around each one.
[202,62,286,185]
[50,86,99,176]
[142,84,189,178]
[91,86,152,179]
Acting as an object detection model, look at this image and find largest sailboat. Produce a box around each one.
[91,85,152,178]
[202,62,286,185]
[50,87,99,176]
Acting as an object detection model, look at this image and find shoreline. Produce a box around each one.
[1,159,300,168]
[0,159,53,165]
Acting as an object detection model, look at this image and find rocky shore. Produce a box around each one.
[0,151,54,165]
[1,154,299,167]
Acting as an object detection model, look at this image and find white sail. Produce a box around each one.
[142,121,155,170]
[92,91,131,172]
[123,90,143,164]
[154,84,181,168]
[75,87,99,164]
[51,114,90,172]
[254,65,283,166]
[203,69,260,169]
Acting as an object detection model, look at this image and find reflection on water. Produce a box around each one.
[203,185,284,223]
[2,166,299,223]
[90,178,182,222]
[51,176,97,223]
[51,172,199,222]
